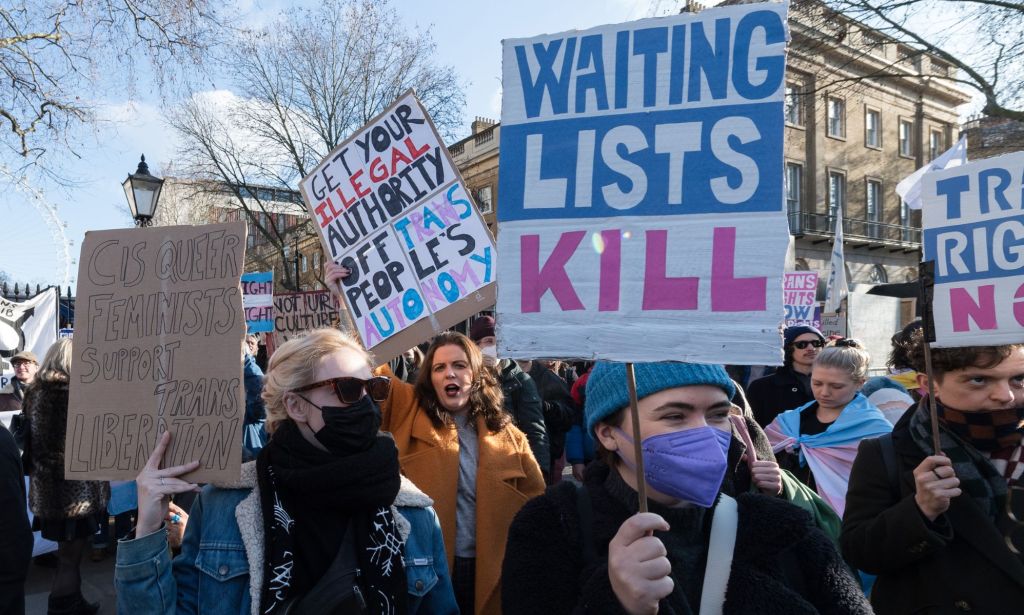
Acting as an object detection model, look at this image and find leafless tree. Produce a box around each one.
[793,0,1023,120]
[169,0,465,291]
[0,0,224,163]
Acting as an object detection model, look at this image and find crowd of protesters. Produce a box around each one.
[0,258,1020,615]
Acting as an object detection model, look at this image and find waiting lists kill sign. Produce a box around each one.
[496,2,792,364]
[65,223,247,483]
[299,91,496,362]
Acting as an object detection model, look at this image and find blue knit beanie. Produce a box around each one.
[584,362,736,434]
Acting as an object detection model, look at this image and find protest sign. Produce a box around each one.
[299,91,496,362]
[0,290,57,383]
[784,272,819,327]
[921,151,1024,347]
[819,311,848,339]
[64,222,247,482]
[241,271,274,333]
[497,2,791,363]
[273,290,342,343]
[847,292,900,372]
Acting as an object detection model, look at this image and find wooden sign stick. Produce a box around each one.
[625,363,648,513]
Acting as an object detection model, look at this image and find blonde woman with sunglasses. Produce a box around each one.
[116,328,457,615]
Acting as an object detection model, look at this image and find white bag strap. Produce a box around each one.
[698,494,738,615]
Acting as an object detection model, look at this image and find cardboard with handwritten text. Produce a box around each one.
[64,222,247,482]
[299,90,496,363]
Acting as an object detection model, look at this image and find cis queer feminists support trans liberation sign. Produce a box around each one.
[299,91,496,362]
[922,151,1024,347]
[497,2,791,363]
[65,223,246,483]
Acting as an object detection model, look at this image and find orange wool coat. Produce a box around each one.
[380,376,545,614]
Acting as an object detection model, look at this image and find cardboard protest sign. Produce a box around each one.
[921,151,1024,347]
[273,290,342,343]
[241,271,274,333]
[64,222,247,482]
[497,2,791,363]
[784,272,819,327]
[299,91,496,362]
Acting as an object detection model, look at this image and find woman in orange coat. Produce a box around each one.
[328,260,545,614]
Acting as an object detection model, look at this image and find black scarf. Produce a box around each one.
[257,421,407,614]
[909,401,1010,520]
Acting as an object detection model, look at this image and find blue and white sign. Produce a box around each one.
[497,1,791,363]
[922,151,1024,347]
[241,271,274,333]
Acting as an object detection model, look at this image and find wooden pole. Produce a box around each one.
[625,363,648,513]
[922,341,943,455]
[919,260,942,454]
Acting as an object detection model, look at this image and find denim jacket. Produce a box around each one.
[115,462,457,615]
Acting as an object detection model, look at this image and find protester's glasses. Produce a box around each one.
[792,340,824,349]
[293,376,391,404]
[834,338,863,348]
[1005,484,1024,554]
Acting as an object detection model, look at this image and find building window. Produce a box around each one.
[929,130,944,161]
[866,179,882,239]
[827,97,846,138]
[477,186,493,214]
[301,253,308,273]
[899,119,915,157]
[865,108,881,148]
[869,264,889,284]
[900,198,912,241]
[785,83,804,126]
[828,171,847,232]
[785,162,802,218]
[313,252,320,270]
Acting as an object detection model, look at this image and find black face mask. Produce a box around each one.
[301,394,382,455]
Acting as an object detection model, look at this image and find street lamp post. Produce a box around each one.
[123,154,164,227]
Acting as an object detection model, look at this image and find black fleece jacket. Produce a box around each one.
[502,462,870,615]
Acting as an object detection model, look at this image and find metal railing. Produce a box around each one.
[788,212,921,246]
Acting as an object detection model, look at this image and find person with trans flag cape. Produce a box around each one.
[766,342,892,517]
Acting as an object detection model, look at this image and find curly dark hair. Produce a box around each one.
[887,320,922,370]
[413,331,510,433]
[905,326,1024,379]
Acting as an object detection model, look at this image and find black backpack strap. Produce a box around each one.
[878,433,901,501]
[573,482,597,569]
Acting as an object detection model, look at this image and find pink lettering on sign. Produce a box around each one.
[950,285,997,332]
[642,230,698,310]
[711,227,766,311]
[599,230,622,312]
[521,232,586,313]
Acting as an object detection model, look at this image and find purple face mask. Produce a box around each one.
[615,426,732,508]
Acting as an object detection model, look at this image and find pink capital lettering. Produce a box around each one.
[521,232,585,313]
[599,230,621,312]
[1015,283,1024,326]
[711,227,766,311]
[642,230,698,310]
[950,285,997,331]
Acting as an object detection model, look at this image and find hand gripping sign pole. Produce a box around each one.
[919,261,943,454]
[625,363,648,514]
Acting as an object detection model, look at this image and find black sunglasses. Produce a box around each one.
[293,376,391,404]
[792,339,824,349]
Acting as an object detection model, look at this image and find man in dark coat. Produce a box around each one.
[747,325,825,427]
[0,423,32,615]
[523,360,575,483]
[469,316,550,478]
[842,336,1024,613]
[0,350,38,448]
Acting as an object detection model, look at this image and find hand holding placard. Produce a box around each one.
[135,430,201,537]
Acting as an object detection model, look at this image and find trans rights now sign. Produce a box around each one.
[496,1,791,364]
[922,151,1024,347]
[299,91,496,362]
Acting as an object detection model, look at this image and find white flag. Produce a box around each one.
[824,208,848,313]
[896,135,968,210]
[1,291,58,379]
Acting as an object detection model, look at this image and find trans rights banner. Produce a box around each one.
[784,271,819,327]
[241,271,274,333]
[922,151,1024,347]
[299,91,496,362]
[497,2,791,364]
[65,223,247,482]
